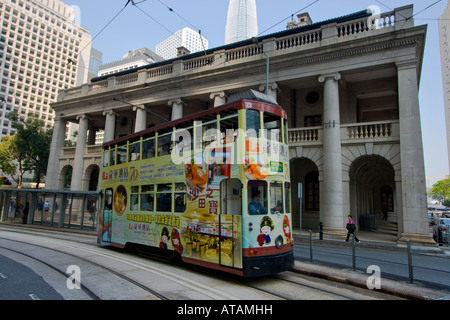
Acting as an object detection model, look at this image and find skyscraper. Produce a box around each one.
[0,0,92,138]
[156,27,209,60]
[225,0,258,45]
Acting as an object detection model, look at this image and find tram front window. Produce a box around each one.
[248,181,267,215]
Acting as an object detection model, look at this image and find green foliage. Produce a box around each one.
[4,111,53,188]
[429,177,450,205]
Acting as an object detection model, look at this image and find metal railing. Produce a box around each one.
[301,230,450,288]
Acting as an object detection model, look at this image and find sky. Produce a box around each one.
[67,0,450,186]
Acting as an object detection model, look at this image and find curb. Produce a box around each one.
[291,261,449,300]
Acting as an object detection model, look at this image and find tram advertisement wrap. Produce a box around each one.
[99,146,243,268]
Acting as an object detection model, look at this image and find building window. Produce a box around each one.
[381,186,394,212]
[305,171,320,211]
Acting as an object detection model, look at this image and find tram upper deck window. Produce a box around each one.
[220,114,238,144]
[103,149,109,167]
[116,145,127,164]
[264,113,281,142]
[142,137,155,160]
[158,133,172,156]
[109,147,116,166]
[248,180,268,215]
[129,141,140,162]
[246,110,260,138]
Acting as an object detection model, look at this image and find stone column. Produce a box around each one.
[45,113,67,190]
[103,110,117,143]
[210,92,227,107]
[318,73,344,231]
[169,99,185,121]
[396,60,433,244]
[133,105,147,132]
[71,115,88,191]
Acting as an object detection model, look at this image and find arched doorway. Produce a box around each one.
[290,157,320,230]
[349,155,397,234]
[84,164,100,192]
[59,165,73,190]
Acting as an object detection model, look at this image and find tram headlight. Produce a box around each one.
[275,235,283,249]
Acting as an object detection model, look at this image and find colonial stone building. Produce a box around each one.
[46,5,433,244]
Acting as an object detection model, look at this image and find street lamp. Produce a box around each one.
[251,37,269,96]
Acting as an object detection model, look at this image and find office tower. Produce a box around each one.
[156,27,209,60]
[225,0,258,45]
[0,0,92,138]
[439,2,450,174]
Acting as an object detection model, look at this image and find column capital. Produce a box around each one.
[209,91,227,100]
[318,73,342,83]
[76,114,89,122]
[395,59,418,71]
[168,98,185,106]
[259,82,279,93]
[132,104,145,112]
[102,110,118,117]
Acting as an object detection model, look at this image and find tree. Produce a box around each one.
[0,135,29,186]
[429,177,450,206]
[7,111,53,188]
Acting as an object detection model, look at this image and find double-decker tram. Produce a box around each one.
[98,91,294,277]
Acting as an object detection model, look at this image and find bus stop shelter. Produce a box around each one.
[0,188,101,231]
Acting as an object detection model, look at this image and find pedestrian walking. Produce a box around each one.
[382,206,388,221]
[345,215,360,243]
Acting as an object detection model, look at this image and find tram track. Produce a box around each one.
[0,226,247,300]
[0,225,402,300]
[0,237,169,300]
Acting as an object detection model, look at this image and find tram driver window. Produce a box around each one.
[270,182,284,213]
[246,110,260,138]
[248,181,267,215]
[264,113,281,142]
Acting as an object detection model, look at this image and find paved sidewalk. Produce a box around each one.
[292,229,450,300]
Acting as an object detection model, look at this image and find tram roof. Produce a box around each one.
[103,94,287,148]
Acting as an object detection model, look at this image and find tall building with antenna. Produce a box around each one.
[225,0,258,45]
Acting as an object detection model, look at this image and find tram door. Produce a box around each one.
[101,188,113,243]
[219,179,243,269]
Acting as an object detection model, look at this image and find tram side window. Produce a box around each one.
[130,186,139,211]
[117,145,127,164]
[246,110,260,138]
[174,183,186,212]
[270,182,284,213]
[142,138,155,160]
[103,150,109,167]
[285,182,291,213]
[220,114,238,144]
[141,185,154,211]
[248,180,268,215]
[129,141,140,162]
[109,147,116,166]
[158,133,172,156]
[157,184,172,212]
[264,113,281,142]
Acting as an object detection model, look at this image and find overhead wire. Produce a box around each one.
[67,0,133,67]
